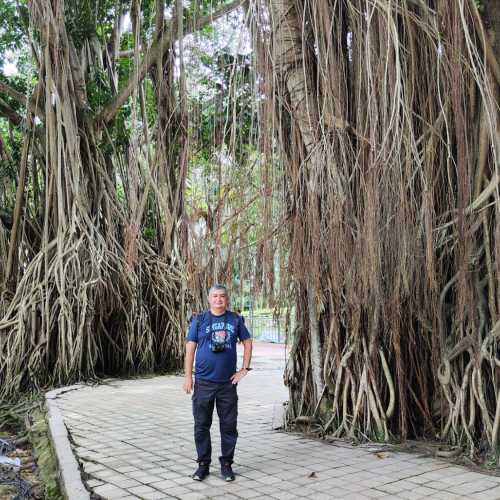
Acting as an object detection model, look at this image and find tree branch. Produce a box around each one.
[97,0,245,126]
[0,97,23,127]
[0,80,45,119]
[0,81,27,106]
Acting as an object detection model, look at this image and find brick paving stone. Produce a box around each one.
[191,486,223,497]
[231,489,264,499]
[312,492,349,500]
[114,466,139,473]
[158,485,192,496]
[94,469,120,480]
[86,479,104,488]
[375,482,410,494]
[406,474,432,485]
[254,484,282,495]
[256,475,286,485]
[426,479,458,491]
[358,479,387,489]
[188,481,212,492]
[139,474,169,485]
[92,484,130,499]
[145,467,168,475]
[274,470,301,481]
[110,478,142,489]
[307,480,339,492]
[314,490,351,499]
[379,496,417,500]
[446,481,498,496]
[181,493,209,500]
[127,484,159,495]
[53,343,500,499]
[140,492,169,500]
[427,492,463,500]
[170,475,195,486]
[147,479,177,490]
[271,491,300,500]
[124,470,155,480]
[361,490,388,498]
[468,488,500,500]
[410,485,441,496]
[397,490,427,500]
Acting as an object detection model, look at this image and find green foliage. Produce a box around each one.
[64,0,115,49]
[143,226,156,242]
[190,42,255,165]
[86,67,113,111]
[0,0,25,64]
[0,117,23,189]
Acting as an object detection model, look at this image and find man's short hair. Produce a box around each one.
[208,284,228,295]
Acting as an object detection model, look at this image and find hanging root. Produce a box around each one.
[255,0,500,453]
[0,0,189,398]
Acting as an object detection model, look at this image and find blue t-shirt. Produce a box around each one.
[186,310,251,383]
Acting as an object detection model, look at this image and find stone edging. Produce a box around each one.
[46,385,90,500]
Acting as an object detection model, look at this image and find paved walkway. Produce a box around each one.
[50,343,500,500]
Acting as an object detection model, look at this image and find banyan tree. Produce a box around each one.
[0,0,244,398]
[256,0,500,456]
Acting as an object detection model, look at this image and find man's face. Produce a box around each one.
[208,289,228,312]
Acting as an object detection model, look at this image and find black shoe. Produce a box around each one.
[192,463,210,481]
[221,462,235,482]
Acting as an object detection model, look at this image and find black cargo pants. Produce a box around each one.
[192,379,238,465]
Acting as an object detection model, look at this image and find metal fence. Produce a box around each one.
[243,313,287,343]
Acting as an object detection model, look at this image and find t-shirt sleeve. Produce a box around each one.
[186,317,198,343]
[237,316,251,341]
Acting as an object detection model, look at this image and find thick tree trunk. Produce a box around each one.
[270,0,325,404]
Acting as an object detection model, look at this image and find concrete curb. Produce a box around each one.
[46,386,90,500]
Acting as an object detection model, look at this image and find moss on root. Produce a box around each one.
[29,406,63,500]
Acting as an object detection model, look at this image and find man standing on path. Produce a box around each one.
[183,284,253,482]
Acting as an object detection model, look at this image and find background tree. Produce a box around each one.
[183,14,283,313]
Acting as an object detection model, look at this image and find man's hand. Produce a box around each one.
[230,369,248,385]
[183,375,193,394]
[183,341,197,394]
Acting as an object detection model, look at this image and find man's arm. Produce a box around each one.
[230,338,253,385]
[241,338,252,370]
[183,341,197,393]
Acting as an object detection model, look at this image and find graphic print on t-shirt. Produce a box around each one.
[206,320,234,349]
[213,330,227,345]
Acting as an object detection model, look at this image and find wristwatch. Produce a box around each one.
[242,367,252,371]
